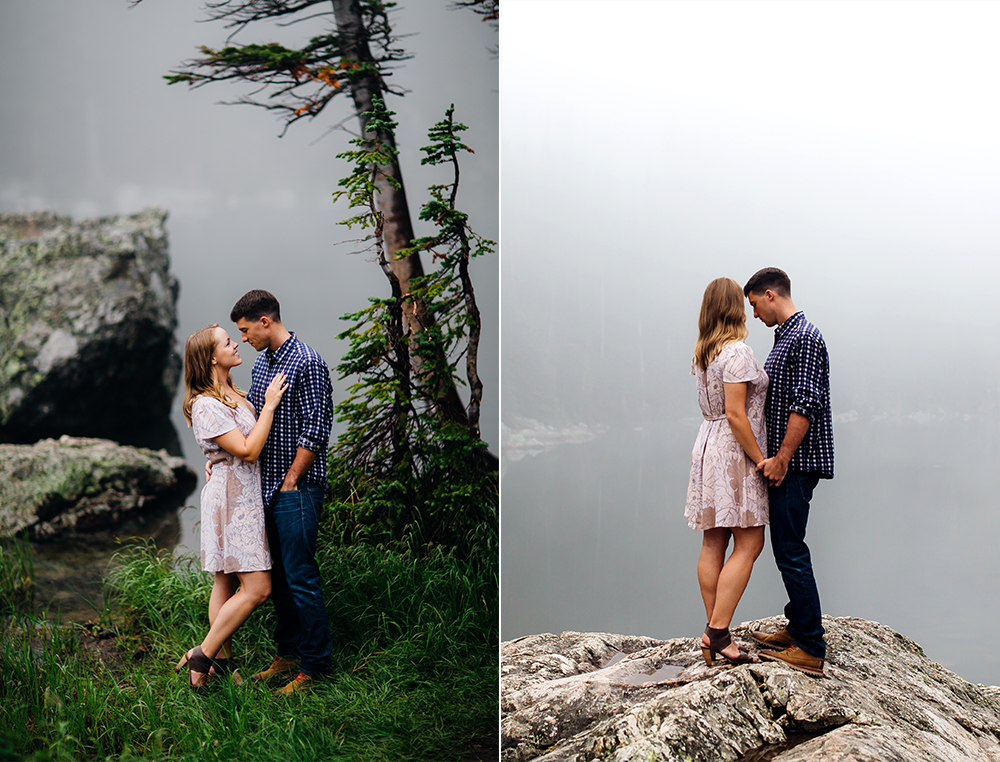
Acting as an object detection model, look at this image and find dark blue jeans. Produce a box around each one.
[769,473,826,660]
[267,483,332,677]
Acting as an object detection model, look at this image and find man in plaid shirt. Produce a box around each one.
[742,268,834,678]
[231,289,334,694]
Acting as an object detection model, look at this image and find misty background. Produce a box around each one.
[501,1,1000,686]
[0,1,498,551]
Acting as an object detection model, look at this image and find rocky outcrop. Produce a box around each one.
[0,436,196,540]
[502,617,1000,761]
[0,208,180,443]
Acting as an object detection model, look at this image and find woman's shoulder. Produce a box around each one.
[192,394,225,411]
[719,340,765,382]
[192,394,236,422]
[191,394,239,441]
[715,340,753,363]
[727,339,758,356]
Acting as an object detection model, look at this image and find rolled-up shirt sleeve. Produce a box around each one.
[295,360,334,453]
[788,334,828,424]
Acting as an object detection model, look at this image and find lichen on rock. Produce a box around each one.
[0,436,196,539]
[0,208,181,443]
[502,617,1000,761]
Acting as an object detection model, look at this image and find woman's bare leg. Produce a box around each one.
[698,527,731,623]
[200,570,271,659]
[706,525,765,658]
[208,572,239,659]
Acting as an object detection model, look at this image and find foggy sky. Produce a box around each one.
[0,0,499,453]
[503,1,1000,413]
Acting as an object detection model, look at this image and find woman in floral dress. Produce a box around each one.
[176,324,287,689]
[685,278,769,666]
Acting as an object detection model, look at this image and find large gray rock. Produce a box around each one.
[0,436,196,540]
[502,617,1000,761]
[0,208,180,443]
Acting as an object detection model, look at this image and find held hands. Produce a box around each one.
[263,372,289,411]
[756,456,788,487]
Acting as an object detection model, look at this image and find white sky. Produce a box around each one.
[501,0,1000,415]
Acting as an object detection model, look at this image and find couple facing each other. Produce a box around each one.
[177,289,334,694]
[686,267,834,678]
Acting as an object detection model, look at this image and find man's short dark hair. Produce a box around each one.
[743,268,791,298]
[230,290,281,323]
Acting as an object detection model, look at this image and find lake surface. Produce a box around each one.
[501,412,1000,687]
[32,515,181,619]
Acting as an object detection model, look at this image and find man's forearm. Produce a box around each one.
[280,447,318,491]
[776,412,810,464]
[759,412,811,486]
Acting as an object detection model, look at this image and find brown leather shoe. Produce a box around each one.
[252,656,298,683]
[275,671,315,695]
[759,645,824,677]
[750,626,795,650]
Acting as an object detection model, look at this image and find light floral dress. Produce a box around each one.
[685,341,769,530]
[191,395,271,573]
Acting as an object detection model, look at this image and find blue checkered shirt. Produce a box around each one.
[247,332,334,507]
[763,312,834,478]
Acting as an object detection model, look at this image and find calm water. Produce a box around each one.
[501,412,1000,686]
[29,508,183,623]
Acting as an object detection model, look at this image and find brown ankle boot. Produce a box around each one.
[252,655,298,682]
[750,626,794,650]
[759,645,824,677]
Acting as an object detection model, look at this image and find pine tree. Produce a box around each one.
[330,98,496,557]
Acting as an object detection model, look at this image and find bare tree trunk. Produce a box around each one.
[332,0,469,426]
[460,254,483,437]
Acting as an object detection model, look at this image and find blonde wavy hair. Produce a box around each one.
[693,278,749,371]
[182,324,246,427]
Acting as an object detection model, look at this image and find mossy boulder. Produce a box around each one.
[0,436,196,539]
[0,208,180,443]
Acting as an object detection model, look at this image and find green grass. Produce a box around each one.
[0,536,34,614]
[0,530,497,761]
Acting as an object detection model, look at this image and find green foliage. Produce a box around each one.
[0,541,495,761]
[405,105,495,436]
[327,423,497,556]
[164,43,306,85]
[331,100,402,231]
[328,101,497,557]
[161,1,407,134]
[0,536,34,614]
[106,542,220,647]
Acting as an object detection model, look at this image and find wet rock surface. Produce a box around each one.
[502,616,1000,761]
[0,207,180,443]
[0,436,195,540]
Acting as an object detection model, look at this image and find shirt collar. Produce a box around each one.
[266,331,297,366]
[774,311,804,341]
